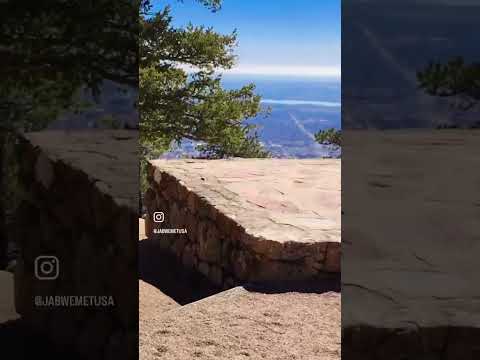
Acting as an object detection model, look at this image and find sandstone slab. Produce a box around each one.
[25,130,138,209]
[139,280,179,342]
[149,159,340,246]
[343,130,480,329]
[145,159,340,285]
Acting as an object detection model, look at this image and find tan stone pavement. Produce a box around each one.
[149,159,341,245]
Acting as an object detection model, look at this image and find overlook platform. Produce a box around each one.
[144,159,341,288]
[150,158,340,245]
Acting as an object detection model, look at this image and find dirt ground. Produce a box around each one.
[140,287,340,360]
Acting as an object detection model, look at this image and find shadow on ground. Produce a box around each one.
[139,238,341,305]
[0,269,81,358]
[342,325,480,359]
[243,274,341,295]
[0,319,81,359]
[139,239,221,305]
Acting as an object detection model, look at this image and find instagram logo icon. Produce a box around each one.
[35,256,60,280]
[153,212,165,223]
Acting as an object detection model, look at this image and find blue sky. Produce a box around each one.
[152,0,341,78]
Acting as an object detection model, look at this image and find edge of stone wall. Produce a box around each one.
[144,162,340,289]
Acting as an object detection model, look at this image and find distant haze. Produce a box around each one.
[261,99,341,107]
[165,77,341,159]
[224,65,341,79]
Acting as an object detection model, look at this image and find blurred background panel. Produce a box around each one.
[342,1,480,358]
[0,1,139,358]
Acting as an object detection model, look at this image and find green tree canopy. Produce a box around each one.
[315,128,342,146]
[139,0,268,159]
[418,57,480,111]
[0,0,139,131]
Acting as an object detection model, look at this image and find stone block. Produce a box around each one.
[187,192,198,213]
[198,224,221,263]
[232,250,250,281]
[324,242,341,273]
[305,256,325,272]
[170,202,188,230]
[182,245,195,269]
[197,220,207,246]
[172,234,188,257]
[197,197,211,219]
[217,212,234,235]
[221,239,233,268]
[231,223,245,242]
[185,213,198,240]
[177,181,190,202]
[155,192,168,211]
[161,180,178,201]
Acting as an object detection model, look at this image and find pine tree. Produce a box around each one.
[139,0,269,159]
[0,0,139,131]
[315,128,342,146]
[418,57,480,113]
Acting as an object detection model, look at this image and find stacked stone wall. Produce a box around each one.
[144,163,340,289]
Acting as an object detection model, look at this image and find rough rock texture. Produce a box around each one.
[140,287,340,360]
[139,280,178,319]
[144,159,340,288]
[13,130,138,360]
[342,130,480,358]
[139,279,179,343]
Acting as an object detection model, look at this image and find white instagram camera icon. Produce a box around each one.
[35,256,59,280]
[153,211,165,223]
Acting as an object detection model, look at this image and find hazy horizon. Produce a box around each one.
[152,0,341,79]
